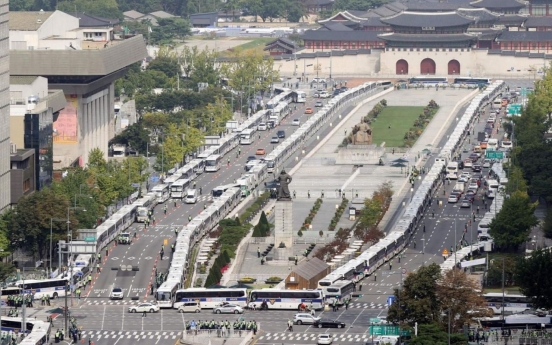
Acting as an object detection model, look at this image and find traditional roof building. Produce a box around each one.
[470,0,526,14]
[69,12,119,27]
[264,37,299,55]
[303,0,334,14]
[523,16,552,30]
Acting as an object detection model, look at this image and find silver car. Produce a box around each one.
[213,304,244,314]
[293,313,320,325]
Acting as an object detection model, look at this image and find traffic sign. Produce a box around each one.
[76,271,83,277]
[442,248,449,256]
[387,296,396,306]
[369,325,409,336]
[369,318,381,324]
[521,88,528,96]
[486,151,504,159]
[84,236,96,242]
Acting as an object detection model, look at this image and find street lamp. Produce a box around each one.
[49,217,67,276]
[65,206,85,336]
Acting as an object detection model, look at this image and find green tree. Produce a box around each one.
[542,206,552,238]
[516,248,552,309]
[110,120,150,155]
[180,46,222,90]
[9,189,79,259]
[407,323,467,345]
[485,256,517,288]
[387,263,442,326]
[157,123,186,172]
[489,190,538,250]
[150,18,191,44]
[57,0,122,19]
[332,0,385,11]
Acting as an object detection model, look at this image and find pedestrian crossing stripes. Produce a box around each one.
[84,299,155,305]
[81,330,180,340]
[82,300,387,308]
[260,332,371,341]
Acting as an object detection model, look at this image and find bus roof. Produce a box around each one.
[152,184,168,191]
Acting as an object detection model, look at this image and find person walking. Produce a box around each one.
[76,288,81,300]
[96,263,101,273]
[359,281,363,291]
[374,273,377,281]
[142,308,147,317]
[257,247,261,258]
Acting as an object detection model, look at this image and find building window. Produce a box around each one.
[325,42,330,48]
[23,179,31,193]
[532,5,546,16]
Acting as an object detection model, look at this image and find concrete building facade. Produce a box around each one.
[9,11,147,168]
[10,148,35,205]
[0,0,10,212]
[9,76,66,190]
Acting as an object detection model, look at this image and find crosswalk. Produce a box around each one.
[81,300,388,309]
[260,332,372,341]
[81,330,180,340]
[84,299,155,306]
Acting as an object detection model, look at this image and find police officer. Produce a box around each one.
[163,204,167,215]
[257,247,260,258]
[294,255,298,265]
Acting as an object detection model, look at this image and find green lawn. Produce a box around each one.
[219,38,274,57]
[370,106,425,147]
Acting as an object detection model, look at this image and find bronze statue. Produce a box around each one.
[277,169,293,201]
[352,122,373,145]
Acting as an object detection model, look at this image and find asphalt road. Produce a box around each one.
[71,85,384,345]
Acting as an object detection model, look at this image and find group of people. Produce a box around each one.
[469,328,513,343]
[6,293,34,308]
[185,319,258,334]
[0,331,21,345]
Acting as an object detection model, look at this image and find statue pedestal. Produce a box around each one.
[273,201,293,261]
[335,144,386,165]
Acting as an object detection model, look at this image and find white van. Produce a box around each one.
[257,123,267,131]
[185,189,198,204]
[486,179,499,190]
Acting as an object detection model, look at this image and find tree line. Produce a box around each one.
[112,46,278,173]
[0,149,148,280]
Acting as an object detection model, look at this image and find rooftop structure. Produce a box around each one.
[9,10,147,168]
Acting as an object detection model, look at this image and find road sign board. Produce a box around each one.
[84,237,96,242]
[369,325,400,336]
[521,88,528,96]
[369,318,381,324]
[442,248,449,256]
[486,151,504,159]
[387,296,395,306]
[76,271,83,277]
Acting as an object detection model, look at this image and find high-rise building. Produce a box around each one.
[0,0,11,212]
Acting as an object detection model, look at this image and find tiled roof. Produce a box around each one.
[359,17,389,27]
[9,11,54,31]
[123,10,145,19]
[470,0,526,9]
[69,12,119,27]
[321,22,354,31]
[457,8,501,22]
[301,30,383,41]
[495,15,527,25]
[265,37,298,49]
[497,31,552,42]
[347,10,371,18]
[288,258,329,281]
[378,32,477,42]
[524,16,552,28]
[403,2,462,11]
[372,6,400,17]
[149,11,175,19]
[380,11,473,28]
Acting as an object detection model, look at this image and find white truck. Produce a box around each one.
[453,182,465,194]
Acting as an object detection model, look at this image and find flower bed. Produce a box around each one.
[328,198,349,231]
[298,198,323,236]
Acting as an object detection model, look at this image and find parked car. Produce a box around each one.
[314,319,346,328]
[247,156,256,162]
[128,303,159,313]
[213,304,244,314]
[277,130,286,138]
[178,302,201,313]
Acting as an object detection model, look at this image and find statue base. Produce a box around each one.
[273,247,293,262]
[273,201,293,261]
[335,144,386,165]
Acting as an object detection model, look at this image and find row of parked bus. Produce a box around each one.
[317,80,506,290]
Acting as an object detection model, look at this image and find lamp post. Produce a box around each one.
[65,206,85,335]
[49,217,66,277]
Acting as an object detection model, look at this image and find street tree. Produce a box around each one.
[220,49,279,102]
[143,112,169,135]
[489,190,538,250]
[515,248,552,309]
[57,0,121,19]
[110,120,150,155]
[204,97,233,136]
[157,123,186,172]
[485,256,517,288]
[436,269,492,331]
[180,46,221,90]
[387,263,442,326]
[9,189,79,259]
[147,47,180,79]
[407,323,467,345]
[542,206,552,238]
